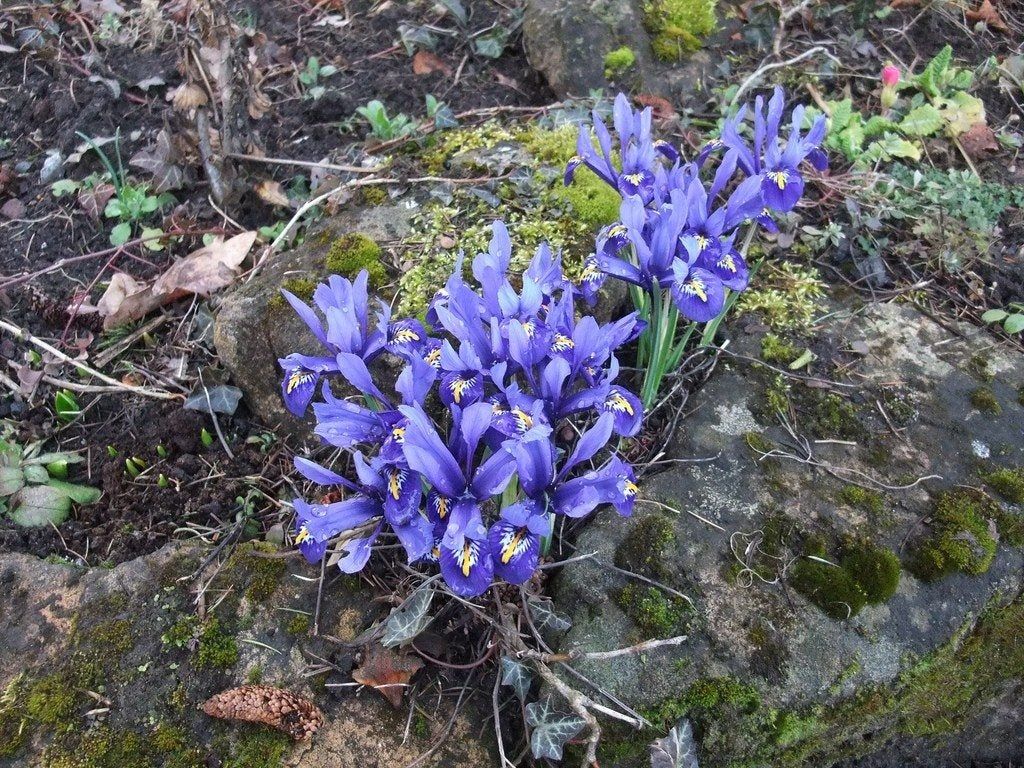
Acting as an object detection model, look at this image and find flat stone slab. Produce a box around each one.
[552,299,1024,766]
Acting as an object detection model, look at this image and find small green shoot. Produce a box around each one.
[54,390,81,423]
[982,304,1024,335]
[297,56,337,100]
[200,428,215,448]
[355,100,416,141]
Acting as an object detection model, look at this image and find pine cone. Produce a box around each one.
[201,685,324,740]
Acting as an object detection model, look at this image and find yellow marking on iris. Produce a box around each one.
[392,327,420,344]
[501,530,525,564]
[687,278,708,303]
[424,347,442,368]
[607,391,635,416]
[286,370,313,394]
[624,480,639,497]
[512,408,533,433]
[608,224,627,238]
[552,334,574,352]
[295,526,311,545]
[435,496,449,519]
[461,543,475,576]
[391,426,405,443]
[767,170,788,189]
[388,470,404,500]
[695,235,710,252]
[451,377,473,403]
[581,263,601,282]
[624,172,645,186]
[523,320,536,338]
[719,254,736,273]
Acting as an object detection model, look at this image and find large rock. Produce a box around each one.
[0,542,493,767]
[552,300,1024,766]
[214,203,414,432]
[522,0,726,101]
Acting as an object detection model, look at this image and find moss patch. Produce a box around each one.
[983,466,1024,504]
[644,0,716,59]
[603,46,636,78]
[760,333,799,365]
[837,485,885,516]
[196,618,239,670]
[285,614,311,636]
[221,725,291,768]
[908,489,998,581]
[324,233,387,288]
[840,544,901,604]
[614,513,676,580]
[969,386,1001,415]
[790,558,867,619]
[735,261,826,331]
[615,583,690,638]
[791,540,900,618]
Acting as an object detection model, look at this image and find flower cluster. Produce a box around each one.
[569,89,827,324]
[566,88,827,406]
[280,223,645,596]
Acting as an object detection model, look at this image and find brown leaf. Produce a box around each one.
[168,83,208,112]
[412,50,451,76]
[77,182,115,221]
[202,685,324,740]
[351,643,423,708]
[96,272,145,317]
[634,94,677,121]
[256,180,291,208]
[152,231,257,296]
[959,121,999,158]
[966,0,1007,30]
[130,130,185,193]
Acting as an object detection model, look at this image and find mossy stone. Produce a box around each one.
[908,489,998,581]
[837,485,885,516]
[614,583,689,638]
[644,0,717,59]
[840,544,901,604]
[196,618,239,670]
[790,558,867,619]
[760,333,799,365]
[983,466,1024,504]
[324,233,388,288]
[614,514,676,579]
[603,46,636,78]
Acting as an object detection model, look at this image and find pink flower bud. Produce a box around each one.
[881,65,900,88]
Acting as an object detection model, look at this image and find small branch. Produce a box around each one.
[226,152,381,174]
[0,319,180,401]
[518,634,687,664]
[732,46,842,105]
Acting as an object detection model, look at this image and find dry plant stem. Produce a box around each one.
[732,46,841,104]
[491,666,517,768]
[0,319,180,401]
[199,374,235,459]
[530,660,602,768]
[520,634,687,664]
[226,152,380,174]
[92,314,168,368]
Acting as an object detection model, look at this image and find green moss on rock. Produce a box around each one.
[196,618,239,670]
[983,466,1024,504]
[908,489,998,581]
[969,386,1001,415]
[325,233,387,288]
[644,0,716,59]
[285,614,311,636]
[614,514,676,579]
[603,46,636,78]
[760,333,799,365]
[840,544,901,604]
[221,725,291,768]
[837,485,885,516]
[790,558,867,619]
[615,583,689,638]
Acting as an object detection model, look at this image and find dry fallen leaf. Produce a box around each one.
[97,272,145,317]
[152,231,257,297]
[635,94,677,121]
[168,83,208,112]
[202,685,324,740]
[412,50,451,76]
[966,0,1007,30]
[959,121,999,159]
[256,180,291,208]
[77,182,116,221]
[1,199,25,220]
[351,643,424,708]
[102,232,257,328]
[130,129,185,193]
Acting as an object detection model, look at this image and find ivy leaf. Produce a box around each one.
[526,595,573,633]
[649,719,699,768]
[184,384,243,416]
[382,585,434,648]
[525,697,586,761]
[473,29,509,59]
[899,104,943,137]
[499,657,532,701]
[10,484,72,526]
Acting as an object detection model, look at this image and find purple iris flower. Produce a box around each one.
[565,94,679,204]
[278,270,387,416]
[670,239,726,323]
[488,499,551,585]
[552,454,639,519]
[721,86,828,213]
